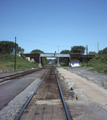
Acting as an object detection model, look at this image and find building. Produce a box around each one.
[71,60,81,67]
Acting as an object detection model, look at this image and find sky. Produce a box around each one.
[0,0,107,54]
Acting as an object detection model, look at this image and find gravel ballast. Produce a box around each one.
[66,67,107,89]
[0,78,40,120]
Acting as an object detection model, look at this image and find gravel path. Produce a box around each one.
[66,67,107,89]
[57,67,107,120]
[0,78,40,120]
[0,67,48,120]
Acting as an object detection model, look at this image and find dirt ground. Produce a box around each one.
[57,67,107,120]
[66,67,107,89]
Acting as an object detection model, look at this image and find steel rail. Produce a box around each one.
[15,68,50,120]
[0,68,44,79]
[0,67,46,83]
[54,69,71,120]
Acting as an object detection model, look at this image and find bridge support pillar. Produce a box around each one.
[38,57,42,68]
[67,57,69,66]
[57,57,60,66]
[41,57,43,66]
[39,57,41,64]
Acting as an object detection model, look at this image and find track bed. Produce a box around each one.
[17,66,71,120]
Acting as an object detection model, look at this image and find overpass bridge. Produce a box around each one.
[22,53,95,66]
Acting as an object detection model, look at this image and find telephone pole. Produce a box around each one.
[14,37,16,71]
[58,46,60,66]
[98,42,99,53]
[86,45,88,66]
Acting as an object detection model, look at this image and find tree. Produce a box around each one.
[0,41,24,54]
[60,50,71,54]
[30,49,44,54]
[16,47,24,54]
[30,49,48,65]
[71,46,85,54]
[102,47,107,54]
[59,50,71,64]
[98,50,103,55]
[89,51,97,55]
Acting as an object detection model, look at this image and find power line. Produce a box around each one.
[17,38,71,47]
[18,38,58,46]
[0,37,71,47]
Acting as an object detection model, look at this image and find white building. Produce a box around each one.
[71,60,81,67]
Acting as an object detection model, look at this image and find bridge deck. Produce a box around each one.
[22,53,95,59]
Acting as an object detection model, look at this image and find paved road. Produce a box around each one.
[0,78,35,110]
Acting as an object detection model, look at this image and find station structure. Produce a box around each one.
[22,53,95,66]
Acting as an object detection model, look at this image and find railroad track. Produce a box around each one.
[15,66,71,120]
[0,67,46,83]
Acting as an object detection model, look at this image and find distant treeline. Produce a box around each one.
[60,46,85,54]
[60,46,107,55]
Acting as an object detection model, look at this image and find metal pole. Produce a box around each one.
[98,42,99,53]
[58,46,59,66]
[14,37,16,71]
[86,45,88,66]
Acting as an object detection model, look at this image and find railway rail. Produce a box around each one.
[15,66,71,120]
[0,67,46,83]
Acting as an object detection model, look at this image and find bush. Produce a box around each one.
[81,54,107,74]
[21,54,26,59]
[60,63,67,66]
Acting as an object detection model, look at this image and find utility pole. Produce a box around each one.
[86,45,88,66]
[58,46,59,66]
[14,37,16,71]
[98,42,99,53]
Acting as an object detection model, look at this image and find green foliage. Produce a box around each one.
[54,58,58,64]
[30,49,48,65]
[16,47,24,54]
[59,50,70,63]
[0,54,37,70]
[63,67,67,70]
[98,50,103,55]
[89,51,97,55]
[60,63,67,66]
[71,46,85,54]
[21,54,26,59]
[60,50,71,54]
[102,47,107,54]
[81,54,107,74]
[30,49,44,54]
[0,41,24,54]
[42,58,49,65]
[98,47,107,55]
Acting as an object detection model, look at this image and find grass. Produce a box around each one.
[63,67,67,70]
[81,54,107,74]
[60,63,67,66]
[0,54,38,71]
